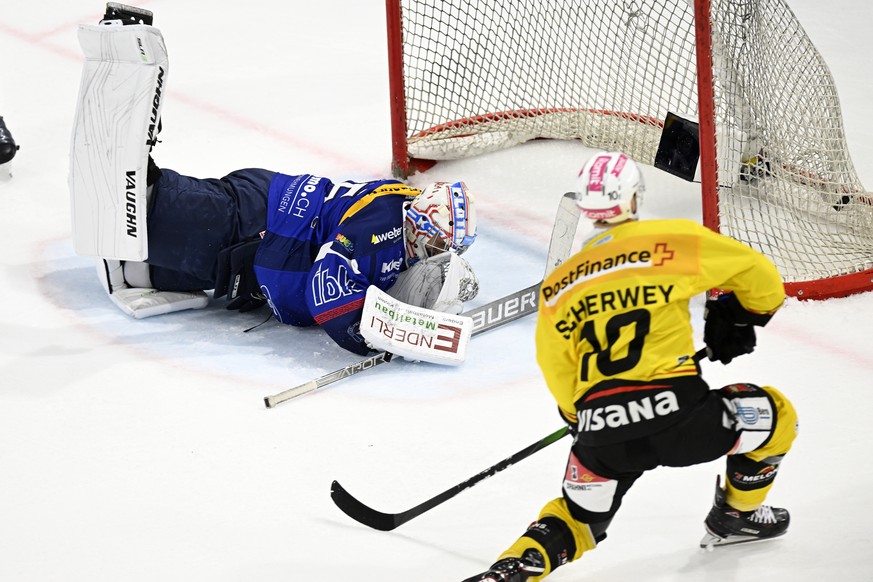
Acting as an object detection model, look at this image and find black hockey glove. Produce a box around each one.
[559,406,578,436]
[214,239,266,312]
[703,292,763,364]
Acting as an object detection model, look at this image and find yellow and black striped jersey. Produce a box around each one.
[535,218,784,422]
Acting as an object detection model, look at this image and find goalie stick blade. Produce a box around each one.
[330,480,403,531]
[545,192,582,277]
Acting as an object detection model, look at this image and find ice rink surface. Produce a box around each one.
[1,1,872,580]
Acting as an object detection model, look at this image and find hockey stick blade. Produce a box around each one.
[330,480,403,532]
[331,348,707,530]
[331,426,571,531]
[263,192,581,408]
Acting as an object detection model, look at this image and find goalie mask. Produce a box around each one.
[404,181,478,264]
[575,152,645,224]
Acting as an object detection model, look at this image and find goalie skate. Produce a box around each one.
[101,2,153,26]
[699,476,789,550]
[0,116,18,180]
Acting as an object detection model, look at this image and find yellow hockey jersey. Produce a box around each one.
[535,218,784,423]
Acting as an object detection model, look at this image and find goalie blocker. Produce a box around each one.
[360,286,473,366]
[362,251,478,365]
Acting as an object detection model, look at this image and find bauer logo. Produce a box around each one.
[470,288,537,332]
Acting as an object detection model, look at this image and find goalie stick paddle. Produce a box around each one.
[330,426,572,531]
[330,349,710,531]
[263,192,581,408]
[262,284,538,407]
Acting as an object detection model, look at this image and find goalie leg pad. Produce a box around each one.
[96,258,208,319]
[70,23,169,261]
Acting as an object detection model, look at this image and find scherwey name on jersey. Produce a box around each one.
[555,284,674,339]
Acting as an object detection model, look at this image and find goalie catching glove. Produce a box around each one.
[703,292,774,364]
[386,252,479,314]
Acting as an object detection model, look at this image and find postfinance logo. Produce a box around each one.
[652,242,674,266]
[543,240,676,305]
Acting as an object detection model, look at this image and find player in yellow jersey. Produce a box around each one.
[463,153,798,582]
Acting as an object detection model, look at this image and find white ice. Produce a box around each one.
[1,1,872,581]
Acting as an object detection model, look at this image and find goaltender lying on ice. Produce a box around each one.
[67,14,480,363]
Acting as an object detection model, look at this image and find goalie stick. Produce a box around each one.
[329,349,709,531]
[263,286,538,407]
[263,192,581,408]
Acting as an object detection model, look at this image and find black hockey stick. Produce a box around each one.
[331,348,711,531]
[330,426,571,531]
[263,192,581,408]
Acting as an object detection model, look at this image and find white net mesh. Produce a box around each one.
[393,0,873,291]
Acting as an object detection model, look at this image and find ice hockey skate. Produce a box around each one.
[462,550,546,582]
[700,476,790,549]
[100,2,153,26]
[0,116,18,180]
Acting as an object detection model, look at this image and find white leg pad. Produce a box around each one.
[96,258,209,319]
[69,23,169,261]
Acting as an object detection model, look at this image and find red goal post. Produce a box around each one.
[386,0,873,300]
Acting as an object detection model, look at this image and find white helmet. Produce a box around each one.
[404,181,478,264]
[575,152,645,224]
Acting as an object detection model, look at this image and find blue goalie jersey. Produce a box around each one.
[254,172,420,354]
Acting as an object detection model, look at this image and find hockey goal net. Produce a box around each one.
[387,0,873,299]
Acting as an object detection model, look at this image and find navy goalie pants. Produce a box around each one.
[145,167,276,291]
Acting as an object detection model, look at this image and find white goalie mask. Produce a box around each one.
[404,181,478,264]
[575,152,645,224]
